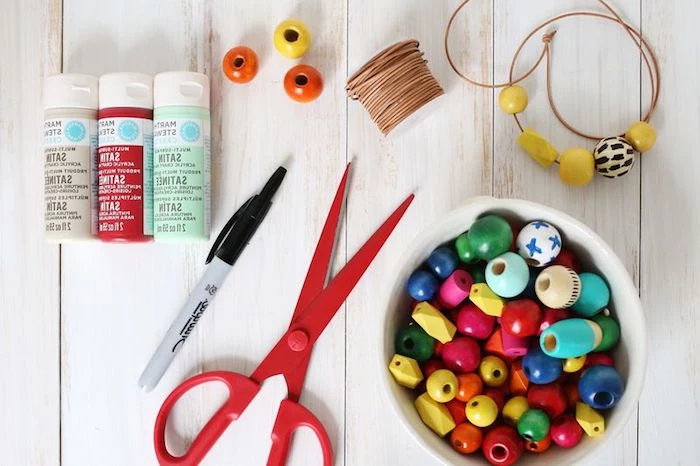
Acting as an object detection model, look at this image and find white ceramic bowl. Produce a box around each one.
[379,197,646,465]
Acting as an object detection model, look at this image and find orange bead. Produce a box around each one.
[456,373,483,402]
[524,434,552,453]
[508,360,529,396]
[450,423,483,454]
[283,64,323,103]
[222,46,258,84]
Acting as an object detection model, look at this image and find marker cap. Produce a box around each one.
[99,72,153,110]
[44,74,99,110]
[154,71,210,109]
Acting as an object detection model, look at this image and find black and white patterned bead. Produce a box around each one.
[593,136,636,178]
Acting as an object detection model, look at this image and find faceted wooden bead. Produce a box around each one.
[469,283,505,317]
[499,85,529,114]
[535,265,581,309]
[455,231,480,264]
[625,120,656,153]
[593,136,636,178]
[484,328,510,361]
[415,392,456,437]
[559,148,595,186]
[479,355,509,387]
[508,360,530,395]
[482,426,524,466]
[517,128,559,168]
[467,215,513,261]
[515,220,562,268]
[591,314,621,352]
[465,395,499,427]
[575,401,605,437]
[450,422,483,454]
[412,302,457,344]
[427,369,459,403]
[485,252,530,298]
[388,354,424,389]
[503,395,529,425]
[395,324,435,363]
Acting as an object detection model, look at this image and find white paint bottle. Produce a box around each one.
[43,74,99,242]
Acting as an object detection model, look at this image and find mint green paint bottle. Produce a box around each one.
[153,72,210,241]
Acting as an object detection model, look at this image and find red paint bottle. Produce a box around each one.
[97,73,154,241]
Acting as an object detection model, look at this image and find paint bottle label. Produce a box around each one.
[44,112,98,240]
[98,113,154,239]
[153,107,211,240]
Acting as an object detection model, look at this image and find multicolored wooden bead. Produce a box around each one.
[499,85,529,114]
[466,395,499,427]
[502,395,529,425]
[593,136,636,178]
[516,220,562,267]
[575,401,605,437]
[455,231,479,264]
[456,373,483,402]
[426,246,459,279]
[479,355,509,387]
[407,269,439,301]
[571,272,610,317]
[517,128,559,168]
[578,365,624,409]
[438,269,473,308]
[482,425,524,466]
[412,301,456,344]
[501,298,543,338]
[486,252,530,298]
[625,121,656,153]
[550,414,584,448]
[450,422,483,454]
[388,354,424,389]
[522,346,563,384]
[395,324,435,363]
[467,215,513,261]
[540,318,602,358]
[469,283,505,317]
[527,383,567,419]
[559,148,595,186]
[442,337,481,373]
[426,368,459,403]
[455,303,495,339]
[415,392,456,437]
[517,409,550,441]
[591,314,621,352]
[535,265,581,309]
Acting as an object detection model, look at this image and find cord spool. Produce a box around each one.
[346,40,444,136]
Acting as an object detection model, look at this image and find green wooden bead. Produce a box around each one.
[591,314,620,352]
[517,409,550,442]
[467,215,513,261]
[395,324,435,363]
[469,264,487,284]
[455,232,479,264]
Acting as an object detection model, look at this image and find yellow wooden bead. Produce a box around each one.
[499,85,529,114]
[559,148,595,186]
[517,128,559,168]
[479,355,508,387]
[469,283,505,317]
[388,354,424,389]
[576,402,605,437]
[563,355,587,373]
[502,396,529,425]
[413,302,457,344]
[465,394,499,427]
[625,121,656,153]
[426,369,459,403]
[273,19,312,59]
[415,392,456,437]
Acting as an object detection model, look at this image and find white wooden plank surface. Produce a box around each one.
[0,1,61,465]
[3,0,700,465]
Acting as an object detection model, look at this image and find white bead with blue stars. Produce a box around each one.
[515,220,562,268]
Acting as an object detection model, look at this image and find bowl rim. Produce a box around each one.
[377,196,648,465]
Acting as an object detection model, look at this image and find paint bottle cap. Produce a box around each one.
[154,72,210,109]
[44,74,99,110]
[99,73,153,110]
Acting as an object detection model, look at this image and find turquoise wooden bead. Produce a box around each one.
[571,273,610,317]
[395,324,435,363]
[485,252,530,298]
[467,215,513,261]
[540,318,603,359]
[591,314,620,352]
[455,231,479,264]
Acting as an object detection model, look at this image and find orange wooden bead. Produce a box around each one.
[450,423,484,454]
[222,46,258,84]
[456,373,483,402]
[524,434,552,453]
[508,360,529,396]
[484,328,508,361]
[284,64,323,103]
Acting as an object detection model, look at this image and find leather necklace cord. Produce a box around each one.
[347,40,444,135]
[445,0,661,141]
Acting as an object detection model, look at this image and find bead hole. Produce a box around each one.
[233,57,244,68]
[526,258,539,266]
[404,338,414,350]
[443,384,452,394]
[394,361,401,366]
[295,74,309,86]
[544,334,557,351]
[529,442,537,449]
[454,440,464,448]
[284,29,299,42]
[491,445,507,460]
[471,401,479,407]
[493,369,501,378]
[593,391,613,406]
[491,260,506,276]
[538,277,551,292]
[594,426,600,432]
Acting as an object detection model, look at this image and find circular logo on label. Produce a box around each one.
[181,121,200,142]
[118,120,140,142]
[65,121,86,142]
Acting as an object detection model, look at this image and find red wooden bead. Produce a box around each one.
[524,433,552,453]
[442,337,481,373]
[446,399,467,425]
[456,303,496,339]
[482,425,524,466]
[283,64,323,103]
[538,307,572,335]
[422,359,445,379]
[563,382,579,408]
[501,299,542,337]
[584,352,615,367]
[434,341,445,358]
[552,248,581,273]
[483,387,507,411]
[222,46,259,83]
[527,383,568,419]
[550,414,584,448]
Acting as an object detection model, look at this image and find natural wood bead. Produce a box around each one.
[593,136,636,178]
[413,301,456,344]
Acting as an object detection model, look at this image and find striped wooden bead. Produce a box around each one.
[593,136,636,178]
[535,266,581,309]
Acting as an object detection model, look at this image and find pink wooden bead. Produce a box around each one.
[438,270,473,308]
[501,327,529,357]
[456,303,495,339]
[442,337,481,373]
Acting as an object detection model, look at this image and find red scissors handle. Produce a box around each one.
[154,371,260,466]
[268,399,333,466]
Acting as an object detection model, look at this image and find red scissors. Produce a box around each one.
[154,164,413,466]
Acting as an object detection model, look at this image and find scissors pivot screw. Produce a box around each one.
[287,329,309,352]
